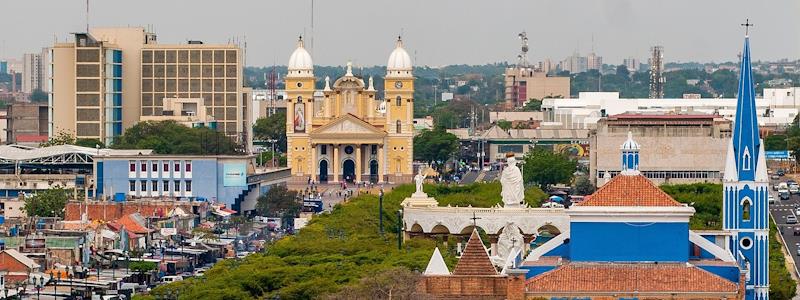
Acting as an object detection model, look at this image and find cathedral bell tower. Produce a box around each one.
[286,36,316,181]
[722,34,769,300]
[384,36,414,182]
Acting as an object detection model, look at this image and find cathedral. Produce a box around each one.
[285,37,415,184]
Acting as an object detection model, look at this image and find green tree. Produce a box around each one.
[615,65,630,78]
[255,186,300,222]
[29,89,48,102]
[325,267,420,300]
[496,119,512,131]
[39,130,76,147]
[253,112,287,153]
[113,120,241,155]
[522,148,577,189]
[521,99,542,111]
[23,187,71,218]
[412,128,459,165]
[573,175,595,195]
[764,134,788,151]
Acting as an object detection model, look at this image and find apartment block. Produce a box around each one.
[50,27,250,148]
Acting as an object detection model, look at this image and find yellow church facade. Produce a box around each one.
[285,37,414,184]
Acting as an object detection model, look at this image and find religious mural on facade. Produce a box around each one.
[293,102,305,133]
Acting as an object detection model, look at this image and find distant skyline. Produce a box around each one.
[1,0,798,67]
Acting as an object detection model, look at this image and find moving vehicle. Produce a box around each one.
[779,182,789,190]
[768,195,776,204]
[160,275,184,283]
[777,169,786,176]
[779,189,791,200]
[790,184,799,195]
[541,202,565,208]
[787,214,798,224]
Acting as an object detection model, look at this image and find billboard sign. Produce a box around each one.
[765,150,791,160]
[223,163,247,187]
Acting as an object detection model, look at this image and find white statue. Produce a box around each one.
[500,156,524,207]
[324,76,331,91]
[493,223,524,267]
[414,168,426,195]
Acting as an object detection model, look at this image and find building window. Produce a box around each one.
[742,198,752,221]
[185,181,192,192]
[321,145,327,155]
[141,163,147,172]
[371,145,377,155]
[163,180,170,192]
[141,181,147,191]
[185,162,192,172]
[129,162,136,172]
[175,163,181,172]
[344,146,354,155]
[297,96,303,103]
[152,180,158,192]
[396,120,401,133]
[152,163,158,172]
[129,181,136,192]
[742,147,751,171]
[164,163,169,172]
[396,96,401,106]
[174,180,181,191]
[740,237,753,249]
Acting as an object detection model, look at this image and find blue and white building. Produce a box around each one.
[95,154,290,214]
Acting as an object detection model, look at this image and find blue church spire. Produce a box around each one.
[723,22,770,300]
[731,35,761,181]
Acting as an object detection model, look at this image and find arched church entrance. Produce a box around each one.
[319,160,328,183]
[343,159,355,183]
[369,160,379,183]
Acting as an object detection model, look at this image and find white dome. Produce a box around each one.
[621,131,640,150]
[387,37,412,73]
[287,37,313,73]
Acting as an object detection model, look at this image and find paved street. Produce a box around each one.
[768,178,800,280]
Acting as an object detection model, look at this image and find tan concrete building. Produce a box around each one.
[285,37,415,184]
[590,112,732,185]
[51,27,249,147]
[504,67,569,109]
[5,102,48,144]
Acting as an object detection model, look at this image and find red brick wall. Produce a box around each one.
[0,252,34,283]
[418,275,508,299]
[65,201,200,222]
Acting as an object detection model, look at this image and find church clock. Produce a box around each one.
[394,81,403,89]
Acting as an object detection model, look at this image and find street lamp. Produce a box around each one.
[379,189,385,234]
[30,275,44,300]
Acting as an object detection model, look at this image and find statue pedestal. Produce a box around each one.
[401,192,438,208]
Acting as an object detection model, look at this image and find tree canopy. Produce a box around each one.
[255,186,300,224]
[23,187,71,218]
[522,147,577,189]
[113,121,241,155]
[413,128,459,165]
[252,112,287,153]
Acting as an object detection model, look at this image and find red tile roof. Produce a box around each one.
[526,263,738,294]
[452,230,497,276]
[111,214,152,235]
[578,174,682,207]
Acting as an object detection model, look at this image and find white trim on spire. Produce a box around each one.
[755,141,768,182]
[723,139,738,182]
[424,247,450,275]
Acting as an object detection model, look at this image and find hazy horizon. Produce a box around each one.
[2,0,798,67]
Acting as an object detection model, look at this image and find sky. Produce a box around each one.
[1,0,798,67]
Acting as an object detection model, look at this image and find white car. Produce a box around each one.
[768,195,776,204]
[160,275,183,283]
[541,202,565,208]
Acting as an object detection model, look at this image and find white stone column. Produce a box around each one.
[355,145,362,183]
[332,145,339,183]
[310,144,317,183]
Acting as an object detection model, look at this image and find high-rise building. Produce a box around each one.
[587,52,603,70]
[562,53,588,74]
[22,50,48,93]
[50,27,249,147]
[623,57,640,73]
[0,61,7,74]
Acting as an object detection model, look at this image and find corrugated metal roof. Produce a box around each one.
[0,145,153,161]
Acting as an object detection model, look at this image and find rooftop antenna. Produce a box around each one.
[85,0,90,32]
[310,0,314,56]
[517,31,529,67]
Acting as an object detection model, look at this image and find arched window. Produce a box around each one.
[396,120,402,133]
[742,147,751,171]
[741,198,752,221]
[396,96,402,106]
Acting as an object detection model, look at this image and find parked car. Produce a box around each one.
[768,195,776,204]
[541,202,565,208]
[779,189,791,200]
[160,275,184,283]
[790,184,800,195]
[771,174,781,180]
[778,169,786,176]
[787,215,798,224]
